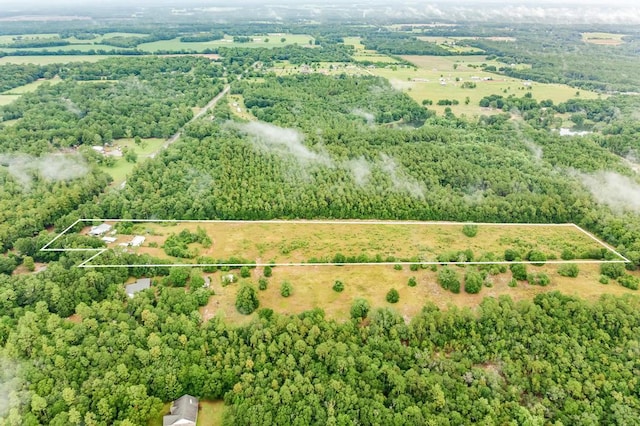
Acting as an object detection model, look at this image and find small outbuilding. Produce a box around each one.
[125,278,151,298]
[129,236,145,247]
[163,395,199,426]
[89,223,112,236]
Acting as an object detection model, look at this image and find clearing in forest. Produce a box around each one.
[43,219,628,268]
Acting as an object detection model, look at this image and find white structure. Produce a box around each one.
[101,236,117,244]
[125,278,151,298]
[89,223,112,236]
[130,236,145,247]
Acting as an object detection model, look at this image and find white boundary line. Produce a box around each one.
[41,219,630,268]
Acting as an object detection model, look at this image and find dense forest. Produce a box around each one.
[1,16,640,426]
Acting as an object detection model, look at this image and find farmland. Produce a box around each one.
[581,32,627,45]
[138,34,314,52]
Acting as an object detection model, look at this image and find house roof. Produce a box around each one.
[125,278,151,297]
[89,223,112,235]
[163,394,199,426]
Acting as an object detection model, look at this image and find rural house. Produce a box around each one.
[88,223,112,236]
[163,395,199,426]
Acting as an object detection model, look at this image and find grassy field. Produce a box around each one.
[0,55,118,65]
[93,221,619,265]
[228,95,256,121]
[582,32,627,46]
[138,34,314,52]
[416,36,484,53]
[343,36,365,51]
[367,55,601,116]
[98,138,165,185]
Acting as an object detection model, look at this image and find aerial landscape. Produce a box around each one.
[1,0,640,424]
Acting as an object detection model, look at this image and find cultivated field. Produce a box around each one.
[0,55,119,65]
[582,32,627,46]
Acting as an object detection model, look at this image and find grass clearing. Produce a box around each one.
[228,95,256,121]
[0,95,20,106]
[98,138,165,185]
[582,32,627,46]
[343,36,365,51]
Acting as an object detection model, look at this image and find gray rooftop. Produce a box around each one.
[163,394,199,426]
[125,278,151,297]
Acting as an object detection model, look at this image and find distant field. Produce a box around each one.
[352,52,400,63]
[582,32,627,46]
[416,36,485,53]
[367,55,601,116]
[0,55,117,64]
[2,76,61,94]
[343,36,365,51]
[268,61,365,77]
[139,34,315,52]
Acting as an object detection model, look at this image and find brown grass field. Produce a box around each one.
[95,221,618,265]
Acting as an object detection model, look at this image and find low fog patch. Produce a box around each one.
[578,171,640,213]
[0,153,89,189]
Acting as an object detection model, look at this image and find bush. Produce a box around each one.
[386,288,399,303]
[258,277,268,290]
[394,264,403,270]
[221,273,236,286]
[235,286,259,315]
[240,266,251,278]
[504,249,520,262]
[438,267,460,294]
[618,274,639,290]
[350,298,370,319]
[560,249,575,260]
[333,280,344,292]
[462,224,478,237]
[599,275,610,284]
[263,265,272,277]
[167,267,190,287]
[508,278,518,287]
[527,272,550,286]
[409,263,419,271]
[464,270,483,294]
[510,263,527,281]
[22,256,35,272]
[558,263,579,278]
[600,263,625,279]
[527,250,547,266]
[280,281,293,297]
[408,277,417,287]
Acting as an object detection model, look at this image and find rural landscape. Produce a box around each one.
[1,0,640,424]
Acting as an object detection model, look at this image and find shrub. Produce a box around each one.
[462,224,478,238]
[221,274,236,286]
[333,280,345,292]
[240,266,251,278]
[22,256,35,272]
[280,281,293,297]
[394,264,403,270]
[464,270,483,294]
[263,265,272,277]
[438,267,460,294]
[410,263,419,271]
[504,249,520,262]
[258,277,268,290]
[600,263,625,279]
[235,286,259,315]
[558,263,579,278]
[527,250,547,266]
[510,263,527,281]
[599,275,610,284]
[618,274,639,290]
[560,249,575,260]
[257,308,274,321]
[168,267,190,287]
[508,278,518,287]
[386,288,400,303]
[527,272,550,286]
[408,277,417,287]
[350,298,370,319]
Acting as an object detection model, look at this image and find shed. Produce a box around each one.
[89,223,112,236]
[130,236,145,247]
[125,278,151,298]
[163,395,199,426]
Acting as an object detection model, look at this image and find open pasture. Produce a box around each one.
[367,55,601,116]
[138,34,314,52]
